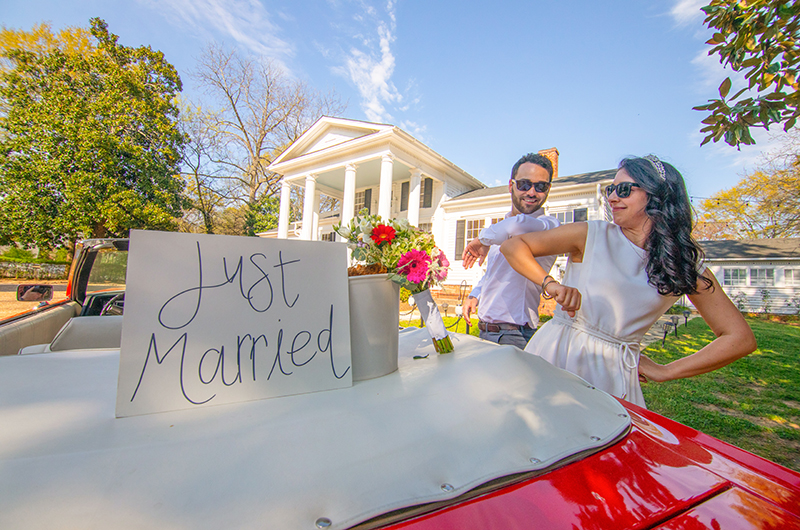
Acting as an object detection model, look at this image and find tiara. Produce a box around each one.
[644,154,666,181]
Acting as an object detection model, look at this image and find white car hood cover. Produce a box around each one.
[0,328,630,529]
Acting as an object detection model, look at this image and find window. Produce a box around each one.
[467,219,484,240]
[355,189,371,214]
[401,178,433,210]
[750,268,774,286]
[555,207,588,224]
[491,217,504,225]
[455,219,484,259]
[420,178,433,208]
[320,232,336,242]
[723,268,747,286]
[786,269,800,285]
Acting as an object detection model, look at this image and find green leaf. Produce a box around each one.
[720,77,733,99]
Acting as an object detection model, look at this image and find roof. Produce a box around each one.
[699,238,800,260]
[268,116,485,192]
[451,168,616,201]
[556,168,617,186]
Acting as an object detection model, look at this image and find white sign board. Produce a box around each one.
[116,230,352,417]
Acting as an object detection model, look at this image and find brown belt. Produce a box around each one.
[478,321,532,332]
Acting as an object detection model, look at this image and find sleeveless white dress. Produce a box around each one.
[524,221,681,407]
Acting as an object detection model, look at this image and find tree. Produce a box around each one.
[0,19,186,250]
[0,22,93,70]
[694,134,800,239]
[177,104,227,234]
[695,1,799,147]
[186,43,344,235]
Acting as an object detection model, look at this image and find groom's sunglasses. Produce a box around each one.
[512,179,551,193]
[604,182,641,199]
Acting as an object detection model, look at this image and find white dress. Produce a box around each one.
[524,221,680,407]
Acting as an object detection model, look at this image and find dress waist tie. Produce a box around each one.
[551,315,640,401]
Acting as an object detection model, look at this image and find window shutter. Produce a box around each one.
[401,182,409,211]
[455,220,466,259]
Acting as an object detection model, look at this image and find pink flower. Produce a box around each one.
[397,249,432,284]
[433,250,449,282]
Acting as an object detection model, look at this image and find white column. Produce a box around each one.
[278,179,291,239]
[311,189,321,241]
[408,168,422,227]
[342,163,357,234]
[378,154,393,220]
[301,174,317,241]
[430,180,445,246]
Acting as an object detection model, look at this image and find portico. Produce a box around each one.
[268,117,484,243]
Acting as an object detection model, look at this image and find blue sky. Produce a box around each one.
[2,0,791,200]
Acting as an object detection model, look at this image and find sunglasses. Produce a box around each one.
[604,182,641,199]
[512,179,551,193]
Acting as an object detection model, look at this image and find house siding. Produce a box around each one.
[705,260,800,314]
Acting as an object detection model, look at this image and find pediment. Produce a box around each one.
[272,117,392,166]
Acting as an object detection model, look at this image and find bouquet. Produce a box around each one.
[334,210,454,353]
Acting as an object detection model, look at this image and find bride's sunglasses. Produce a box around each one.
[512,179,551,193]
[604,182,641,198]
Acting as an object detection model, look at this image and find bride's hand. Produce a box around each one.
[638,354,671,383]
[547,283,581,318]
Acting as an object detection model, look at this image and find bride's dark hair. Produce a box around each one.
[618,156,712,296]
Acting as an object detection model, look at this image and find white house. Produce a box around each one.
[700,238,800,314]
[265,117,614,290]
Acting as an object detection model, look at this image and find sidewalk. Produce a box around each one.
[641,312,699,346]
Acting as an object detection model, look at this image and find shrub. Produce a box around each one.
[666,304,691,315]
[1,247,35,260]
[400,287,411,304]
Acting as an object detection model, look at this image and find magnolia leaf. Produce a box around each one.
[719,77,733,98]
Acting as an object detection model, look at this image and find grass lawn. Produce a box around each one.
[399,314,480,336]
[399,314,552,336]
[642,316,800,473]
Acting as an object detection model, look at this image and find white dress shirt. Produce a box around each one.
[469,208,560,328]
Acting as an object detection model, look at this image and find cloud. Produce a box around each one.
[136,0,294,67]
[691,47,728,92]
[689,126,789,181]
[337,1,403,123]
[670,0,706,26]
[690,46,751,98]
[400,119,426,141]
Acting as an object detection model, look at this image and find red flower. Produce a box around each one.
[370,224,396,245]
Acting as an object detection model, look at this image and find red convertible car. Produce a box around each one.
[0,238,798,529]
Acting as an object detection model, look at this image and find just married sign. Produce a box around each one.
[115,230,352,417]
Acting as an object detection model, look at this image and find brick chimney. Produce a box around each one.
[538,147,559,180]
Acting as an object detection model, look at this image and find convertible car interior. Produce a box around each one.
[0,239,127,356]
